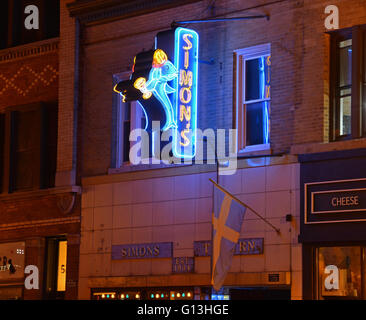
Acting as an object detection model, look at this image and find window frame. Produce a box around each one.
[43,236,67,299]
[329,25,366,141]
[314,244,366,300]
[234,43,271,153]
[0,101,58,194]
[112,72,147,168]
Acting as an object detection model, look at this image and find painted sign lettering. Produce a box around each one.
[194,238,264,257]
[172,257,194,273]
[111,242,172,260]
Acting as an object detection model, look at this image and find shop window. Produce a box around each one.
[1,102,58,193]
[0,0,60,50]
[112,73,149,168]
[0,114,4,193]
[329,26,366,140]
[317,246,362,299]
[234,43,271,152]
[44,238,67,299]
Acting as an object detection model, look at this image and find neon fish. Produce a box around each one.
[134,49,178,131]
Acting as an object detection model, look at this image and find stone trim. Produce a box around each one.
[291,138,366,155]
[0,216,80,232]
[0,38,59,64]
[67,0,202,25]
[86,271,290,288]
[0,186,81,202]
[82,155,297,186]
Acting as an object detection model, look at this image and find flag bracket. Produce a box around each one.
[209,178,281,235]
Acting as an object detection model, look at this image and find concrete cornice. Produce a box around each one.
[0,185,81,202]
[0,38,59,64]
[67,0,203,25]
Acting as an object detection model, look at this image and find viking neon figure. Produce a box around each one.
[133,49,178,131]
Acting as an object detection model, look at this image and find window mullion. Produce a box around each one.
[351,26,362,138]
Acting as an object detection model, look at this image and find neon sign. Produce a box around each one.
[113,27,199,159]
[173,27,199,159]
[133,49,178,131]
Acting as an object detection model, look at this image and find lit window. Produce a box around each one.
[235,43,271,152]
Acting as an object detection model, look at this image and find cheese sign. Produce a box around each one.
[173,27,199,159]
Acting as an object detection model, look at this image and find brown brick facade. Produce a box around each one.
[0,0,81,300]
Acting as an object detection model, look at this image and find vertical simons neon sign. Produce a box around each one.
[173,27,199,159]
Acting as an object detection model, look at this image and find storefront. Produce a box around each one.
[0,241,25,300]
[299,148,366,299]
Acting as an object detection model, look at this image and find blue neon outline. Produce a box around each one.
[264,100,269,144]
[259,56,269,144]
[173,27,199,159]
[145,61,178,131]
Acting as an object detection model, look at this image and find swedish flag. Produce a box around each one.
[211,183,246,291]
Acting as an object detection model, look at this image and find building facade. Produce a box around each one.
[0,0,81,299]
[64,0,366,300]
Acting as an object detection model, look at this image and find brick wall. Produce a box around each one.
[56,0,78,186]
[0,47,58,111]
[76,0,366,177]
[0,0,80,300]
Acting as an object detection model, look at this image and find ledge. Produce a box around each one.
[82,154,297,186]
[0,38,59,64]
[67,0,202,25]
[291,138,366,155]
[0,185,81,202]
[86,271,290,288]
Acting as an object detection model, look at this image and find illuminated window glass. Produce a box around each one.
[235,44,271,151]
[317,246,361,300]
[44,237,67,299]
[57,240,67,292]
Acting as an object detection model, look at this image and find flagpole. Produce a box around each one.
[204,137,218,292]
[209,178,281,234]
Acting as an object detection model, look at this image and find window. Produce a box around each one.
[0,0,60,50]
[235,43,271,152]
[44,237,67,299]
[0,114,4,193]
[317,246,362,300]
[330,26,366,140]
[0,102,58,193]
[112,73,149,168]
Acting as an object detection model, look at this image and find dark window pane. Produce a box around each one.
[246,101,268,146]
[245,55,270,101]
[11,110,39,191]
[41,102,58,189]
[339,39,352,88]
[123,121,130,163]
[0,1,9,49]
[21,0,43,45]
[44,0,60,39]
[7,0,59,49]
[124,102,131,120]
